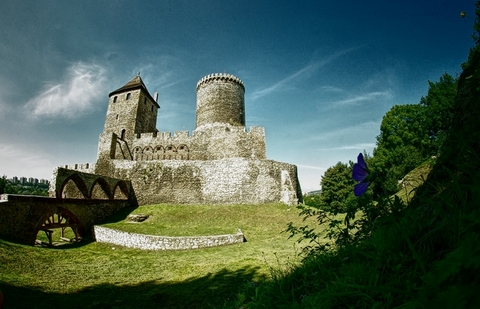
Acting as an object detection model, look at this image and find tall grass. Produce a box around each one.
[219,130,480,308]
[219,169,480,308]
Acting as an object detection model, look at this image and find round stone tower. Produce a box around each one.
[195,73,245,130]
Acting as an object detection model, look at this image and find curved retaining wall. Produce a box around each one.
[93,226,245,250]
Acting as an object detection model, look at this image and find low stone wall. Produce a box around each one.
[93,226,245,250]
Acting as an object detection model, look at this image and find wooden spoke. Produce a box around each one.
[35,210,81,247]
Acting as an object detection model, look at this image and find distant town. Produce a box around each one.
[7,176,50,186]
[0,176,50,196]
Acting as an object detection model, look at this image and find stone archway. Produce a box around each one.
[58,174,89,199]
[33,207,82,247]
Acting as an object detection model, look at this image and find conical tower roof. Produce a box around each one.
[109,75,159,107]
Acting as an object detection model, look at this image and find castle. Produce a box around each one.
[70,73,302,205]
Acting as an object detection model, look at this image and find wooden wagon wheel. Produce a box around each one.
[34,208,82,247]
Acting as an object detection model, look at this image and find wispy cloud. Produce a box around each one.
[305,121,379,143]
[318,85,344,93]
[327,90,392,109]
[315,143,376,151]
[296,164,327,171]
[250,46,361,100]
[25,62,107,119]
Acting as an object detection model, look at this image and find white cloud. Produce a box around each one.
[250,46,362,101]
[315,143,376,151]
[25,62,107,119]
[304,121,379,143]
[327,90,393,109]
[296,164,327,170]
[318,85,344,93]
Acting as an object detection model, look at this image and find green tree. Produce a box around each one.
[420,73,458,151]
[0,176,6,194]
[0,176,19,195]
[372,104,429,192]
[372,74,457,194]
[303,193,322,208]
[318,161,356,212]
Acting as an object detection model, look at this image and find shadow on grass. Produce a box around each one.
[0,266,265,309]
[100,206,138,224]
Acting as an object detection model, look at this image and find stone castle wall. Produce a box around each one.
[129,125,266,161]
[102,158,300,205]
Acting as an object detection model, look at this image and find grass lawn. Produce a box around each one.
[0,203,321,309]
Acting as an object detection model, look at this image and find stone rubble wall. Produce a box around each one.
[0,194,131,245]
[196,75,245,129]
[93,225,245,250]
[106,158,301,206]
[62,163,96,174]
[130,124,266,161]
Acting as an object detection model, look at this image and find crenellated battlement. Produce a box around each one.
[128,125,266,162]
[63,163,96,173]
[196,73,245,91]
[135,131,191,140]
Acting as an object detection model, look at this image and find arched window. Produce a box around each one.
[126,93,131,100]
[121,129,126,140]
[113,96,118,103]
[178,145,189,160]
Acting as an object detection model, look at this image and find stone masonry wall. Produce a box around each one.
[0,194,131,245]
[195,74,245,129]
[106,158,301,206]
[93,226,245,250]
[130,125,266,161]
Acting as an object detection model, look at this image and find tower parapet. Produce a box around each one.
[196,73,245,91]
[195,73,245,130]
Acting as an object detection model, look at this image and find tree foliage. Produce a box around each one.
[0,176,47,196]
[318,161,356,213]
[372,73,457,193]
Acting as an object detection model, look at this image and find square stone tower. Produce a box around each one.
[104,75,159,142]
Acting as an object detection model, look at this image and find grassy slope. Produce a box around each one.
[0,203,319,309]
[221,31,480,309]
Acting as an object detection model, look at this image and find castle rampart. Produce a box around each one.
[105,158,300,205]
[128,125,266,161]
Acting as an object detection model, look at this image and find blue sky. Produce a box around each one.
[0,0,476,192]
